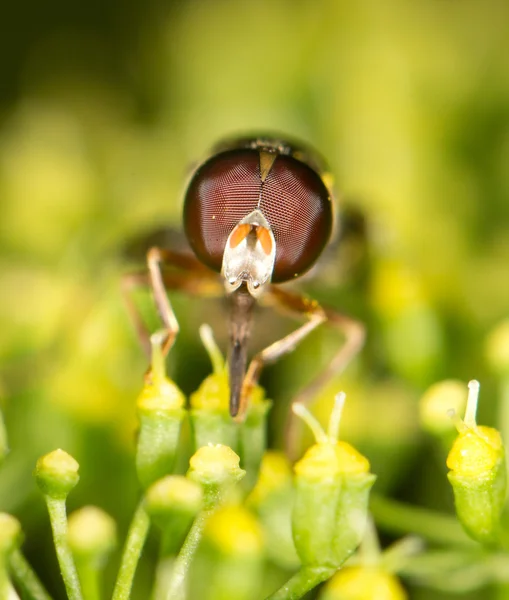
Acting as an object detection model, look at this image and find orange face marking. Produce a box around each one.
[255,226,273,255]
[229,223,252,248]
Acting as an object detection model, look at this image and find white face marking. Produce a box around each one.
[221,209,276,298]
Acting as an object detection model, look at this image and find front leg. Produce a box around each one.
[239,286,365,457]
[122,247,221,365]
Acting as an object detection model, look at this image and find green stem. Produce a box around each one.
[0,408,7,465]
[498,377,509,482]
[0,564,9,600]
[76,562,100,600]
[112,502,150,600]
[151,557,174,600]
[46,497,83,600]
[8,549,54,600]
[495,582,509,600]
[370,494,474,547]
[264,566,336,600]
[11,585,21,599]
[164,508,214,600]
[239,404,270,492]
[6,581,21,600]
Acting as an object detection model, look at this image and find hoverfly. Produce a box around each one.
[124,135,364,430]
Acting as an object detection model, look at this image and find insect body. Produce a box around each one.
[125,136,363,425]
[183,137,335,415]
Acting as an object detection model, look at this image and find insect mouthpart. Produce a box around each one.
[221,209,276,298]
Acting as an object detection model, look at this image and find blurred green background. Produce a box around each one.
[1,0,509,598]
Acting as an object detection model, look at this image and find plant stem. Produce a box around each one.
[264,566,336,600]
[76,562,100,600]
[8,549,53,600]
[498,377,509,481]
[112,502,150,600]
[164,508,213,600]
[370,494,474,547]
[7,582,21,600]
[46,497,83,600]
[151,557,174,600]
[495,582,509,600]
[0,564,9,600]
[0,407,7,465]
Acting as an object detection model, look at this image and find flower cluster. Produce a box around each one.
[3,320,509,599]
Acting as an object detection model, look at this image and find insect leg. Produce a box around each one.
[122,247,221,361]
[240,286,365,456]
[234,287,327,419]
[146,247,181,358]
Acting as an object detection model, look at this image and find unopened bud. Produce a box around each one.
[146,475,203,554]
[188,444,245,502]
[68,506,117,565]
[189,506,264,600]
[419,380,467,437]
[485,319,509,375]
[248,451,299,569]
[292,395,376,568]
[447,381,506,544]
[190,326,271,487]
[0,513,22,556]
[35,449,79,499]
[321,566,407,600]
[136,333,186,489]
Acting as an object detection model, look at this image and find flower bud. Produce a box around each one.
[205,505,263,558]
[188,444,245,503]
[238,385,271,489]
[0,513,21,600]
[189,325,270,488]
[68,506,117,565]
[0,513,22,556]
[292,394,376,568]
[35,449,79,499]
[189,505,264,600]
[447,380,506,545]
[320,566,407,600]
[419,380,467,438]
[248,451,293,507]
[485,319,509,375]
[248,452,299,569]
[135,332,186,489]
[189,349,237,450]
[370,260,443,384]
[145,475,203,554]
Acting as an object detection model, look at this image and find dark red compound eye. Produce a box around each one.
[183,140,333,283]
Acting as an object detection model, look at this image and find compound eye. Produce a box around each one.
[259,155,333,283]
[183,149,261,273]
[183,144,334,284]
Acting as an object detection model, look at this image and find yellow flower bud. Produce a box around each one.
[292,395,375,568]
[35,449,79,499]
[135,332,186,489]
[419,380,467,437]
[68,506,117,564]
[322,566,407,600]
[485,319,509,375]
[446,381,506,544]
[205,505,263,558]
[0,513,22,556]
[188,444,245,492]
